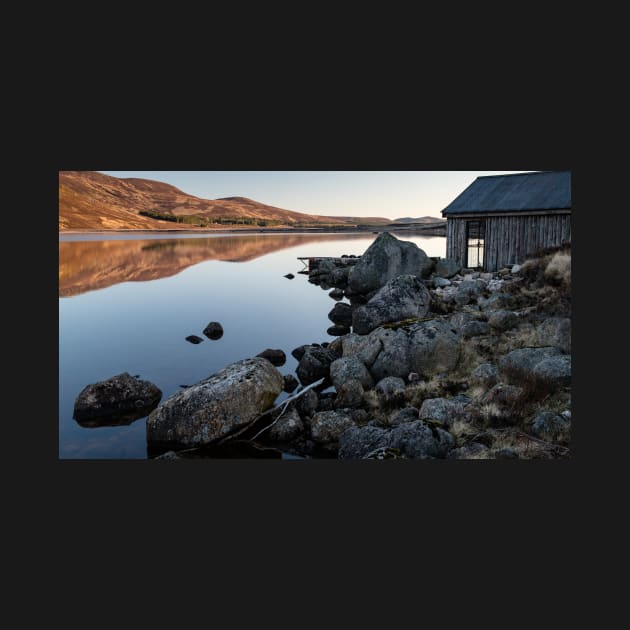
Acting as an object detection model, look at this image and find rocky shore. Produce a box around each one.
[74,232,571,460]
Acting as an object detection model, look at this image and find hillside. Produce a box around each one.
[393,216,444,224]
[59,171,353,231]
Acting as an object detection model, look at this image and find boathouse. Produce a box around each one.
[441,171,571,272]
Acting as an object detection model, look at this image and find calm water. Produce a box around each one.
[59,231,445,459]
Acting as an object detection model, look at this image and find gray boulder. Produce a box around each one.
[366,328,412,382]
[334,379,365,408]
[470,363,499,388]
[419,396,471,428]
[435,258,461,279]
[330,357,374,390]
[146,358,282,446]
[347,232,433,295]
[530,411,570,441]
[498,347,563,385]
[352,274,431,335]
[338,420,454,459]
[328,302,353,327]
[341,333,382,367]
[310,410,357,444]
[296,346,338,385]
[488,310,519,332]
[461,321,491,338]
[374,376,406,399]
[268,406,304,442]
[532,355,571,387]
[407,320,461,378]
[536,317,571,353]
[73,372,162,424]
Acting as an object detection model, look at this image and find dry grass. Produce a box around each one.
[544,252,571,287]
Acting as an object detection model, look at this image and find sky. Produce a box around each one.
[100,171,533,220]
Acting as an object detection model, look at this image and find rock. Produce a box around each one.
[203,322,224,340]
[447,442,491,459]
[327,337,343,356]
[317,393,336,412]
[347,232,433,295]
[488,310,518,332]
[349,408,369,424]
[186,335,204,344]
[338,420,454,459]
[73,372,162,424]
[461,321,491,338]
[478,293,512,312]
[375,376,406,399]
[482,383,524,407]
[154,450,181,460]
[530,411,570,441]
[284,273,295,279]
[433,276,452,288]
[334,379,365,408]
[470,363,499,388]
[498,347,563,385]
[330,357,374,390]
[389,407,419,426]
[407,320,460,378]
[341,333,382,367]
[455,279,486,306]
[532,355,571,388]
[435,258,461,279]
[329,288,344,300]
[362,447,406,459]
[282,374,299,393]
[268,406,304,442]
[450,312,474,330]
[256,348,287,366]
[310,410,356,444]
[296,346,338,385]
[367,328,412,381]
[291,344,317,361]
[536,317,571,353]
[330,267,350,288]
[494,447,519,459]
[511,264,522,274]
[146,357,282,446]
[327,325,351,337]
[328,302,353,326]
[352,274,431,335]
[295,388,319,419]
[561,410,571,420]
[419,396,470,428]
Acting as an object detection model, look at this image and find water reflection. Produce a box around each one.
[59,233,380,297]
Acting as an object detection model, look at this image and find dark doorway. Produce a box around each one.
[466,220,485,269]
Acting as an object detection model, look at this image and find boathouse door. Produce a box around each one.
[466,220,485,269]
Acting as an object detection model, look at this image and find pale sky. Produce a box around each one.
[99,171,534,220]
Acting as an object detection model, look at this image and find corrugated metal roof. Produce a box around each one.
[441,171,571,215]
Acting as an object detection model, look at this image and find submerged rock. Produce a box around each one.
[73,372,162,425]
[284,273,295,279]
[352,274,431,335]
[203,322,224,340]
[347,232,433,295]
[186,335,204,344]
[146,357,282,447]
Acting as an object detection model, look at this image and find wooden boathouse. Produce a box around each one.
[441,171,571,272]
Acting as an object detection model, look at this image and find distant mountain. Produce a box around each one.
[59,171,383,231]
[393,216,444,224]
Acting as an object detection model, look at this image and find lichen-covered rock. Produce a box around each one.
[347,232,433,295]
[352,274,431,335]
[470,363,499,388]
[296,346,338,385]
[334,379,365,408]
[328,302,353,327]
[419,396,471,428]
[374,376,406,399]
[330,357,374,390]
[269,406,304,442]
[74,372,162,424]
[488,310,519,332]
[146,357,282,446]
[498,347,563,385]
[407,320,461,378]
[310,410,356,444]
[435,258,461,279]
[536,317,571,353]
[366,328,412,382]
[338,420,454,459]
[341,333,382,367]
[532,355,571,388]
[530,410,571,441]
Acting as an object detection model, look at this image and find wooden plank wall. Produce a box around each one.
[447,214,571,272]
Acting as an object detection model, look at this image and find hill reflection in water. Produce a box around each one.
[59,233,374,297]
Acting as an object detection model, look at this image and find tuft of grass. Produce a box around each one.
[544,252,571,287]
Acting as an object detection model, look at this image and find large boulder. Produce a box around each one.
[347,232,433,295]
[435,258,461,279]
[73,372,162,425]
[536,317,571,353]
[146,357,282,446]
[352,274,431,335]
[296,346,338,385]
[338,420,454,459]
[366,328,412,382]
[407,320,461,378]
[498,347,563,386]
[532,355,571,388]
[330,356,374,390]
[341,333,382,367]
[310,410,357,444]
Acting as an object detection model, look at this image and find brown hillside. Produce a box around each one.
[59,171,348,230]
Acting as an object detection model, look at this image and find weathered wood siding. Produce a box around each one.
[446,213,571,272]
